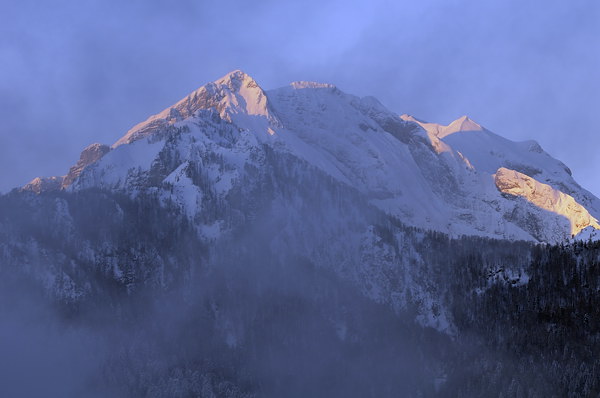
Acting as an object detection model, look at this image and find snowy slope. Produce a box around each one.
[30,70,600,243]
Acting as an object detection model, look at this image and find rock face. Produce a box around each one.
[23,143,111,194]
[62,143,111,188]
[113,70,279,147]
[495,167,600,236]
[26,70,600,243]
[22,176,64,194]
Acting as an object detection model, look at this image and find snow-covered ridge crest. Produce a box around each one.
[114,70,279,147]
[401,114,484,139]
[495,167,600,236]
[290,81,337,90]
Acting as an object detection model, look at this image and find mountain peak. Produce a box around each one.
[447,115,483,135]
[215,69,258,92]
[114,70,276,147]
[401,114,484,139]
[219,69,248,79]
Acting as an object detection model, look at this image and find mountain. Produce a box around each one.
[26,70,600,243]
[5,71,600,396]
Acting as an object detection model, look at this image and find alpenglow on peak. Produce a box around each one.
[400,114,484,139]
[113,69,276,147]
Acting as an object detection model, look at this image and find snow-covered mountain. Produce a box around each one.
[6,70,600,396]
[25,70,600,243]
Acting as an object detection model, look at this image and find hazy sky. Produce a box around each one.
[1,0,599,196]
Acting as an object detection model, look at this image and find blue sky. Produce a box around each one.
[1,0,599,196]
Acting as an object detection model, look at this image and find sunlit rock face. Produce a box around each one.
[495,167,600,236]
[62,143,111,188]
[113,70,279,147]
[22,144,111,193]
[22,176,64,194]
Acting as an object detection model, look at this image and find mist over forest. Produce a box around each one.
[1,148,599,396]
